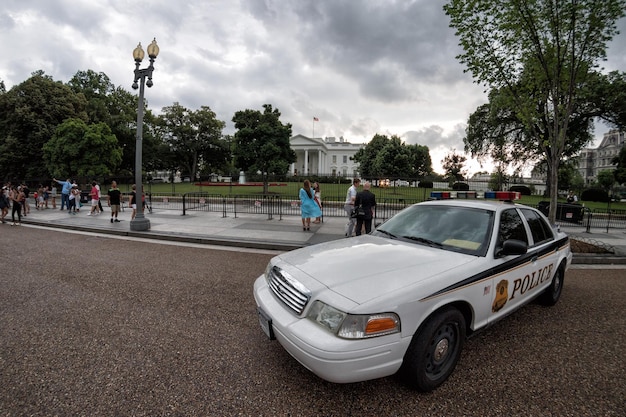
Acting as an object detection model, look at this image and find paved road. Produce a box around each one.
[1,226,624,416]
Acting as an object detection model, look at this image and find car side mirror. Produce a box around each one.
[498,239,528,257]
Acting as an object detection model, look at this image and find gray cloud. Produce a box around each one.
[0,0,624,174]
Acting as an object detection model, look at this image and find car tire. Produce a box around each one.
[400,307,466,392]
[538,264,564,306]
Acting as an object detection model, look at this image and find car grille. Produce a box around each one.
[267,266,311,315]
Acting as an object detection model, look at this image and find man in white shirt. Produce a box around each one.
[343,178,361,237]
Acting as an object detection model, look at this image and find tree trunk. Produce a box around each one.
[547,153,560,224]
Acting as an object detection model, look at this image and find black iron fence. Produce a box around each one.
[175,193,626,230]
[31,191,623,229]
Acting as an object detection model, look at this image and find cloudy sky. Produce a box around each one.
[1,0,625,175]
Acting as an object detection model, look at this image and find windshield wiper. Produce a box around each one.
[375,229,397,239]
[402,236,443,248]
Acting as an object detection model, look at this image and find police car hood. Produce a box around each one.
[276,235,479,305]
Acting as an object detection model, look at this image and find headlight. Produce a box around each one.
[307,301,400,339]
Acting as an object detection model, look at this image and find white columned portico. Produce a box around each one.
[318,149,322,174]
[304,149,309,174]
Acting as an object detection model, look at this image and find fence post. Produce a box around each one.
[222,197,227,218]
[234,195,238,218]
[585,209,591,233]
[182,193,186,216]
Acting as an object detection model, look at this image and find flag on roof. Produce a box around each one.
[313,117,319,121]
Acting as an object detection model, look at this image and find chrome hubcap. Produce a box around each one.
[433,338,449,362]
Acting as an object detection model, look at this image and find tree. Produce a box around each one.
[558,161,585,193]
[489,169,509,191]
[597,169,616,193]
[0,71,88,180]
[67,70,115,124]
[353,134,433,179]
[232,104,295,194]
[353,134,391,178]
[67,70,163,175]
[42,118,122,178]
[611,146,626,185]
[442,150,467,185]
[444,0,626,222]
[464,84,594,180]
[157,103,226,181]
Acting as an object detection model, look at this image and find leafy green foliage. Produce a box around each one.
[0,72,88,180]
[157,102,228,178]
[232,104,295,193]
[442,150,467,184]
[157,103,227,180]
[353,134,432,179]
[581,188,609,203]
[612,146,626,185]
[597,169,617,191]
[444,0,626,222]
[43,118,122,178]
[509,185,531,196]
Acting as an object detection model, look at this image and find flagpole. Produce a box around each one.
[312,118,315,139]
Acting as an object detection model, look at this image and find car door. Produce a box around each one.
[488,207,552,322]
[514,207,560,297]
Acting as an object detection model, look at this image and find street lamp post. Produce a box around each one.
[130,38,159,231]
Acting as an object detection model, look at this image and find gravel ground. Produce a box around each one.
[1,226,624,417]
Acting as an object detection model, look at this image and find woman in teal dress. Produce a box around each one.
[299,179,322,231]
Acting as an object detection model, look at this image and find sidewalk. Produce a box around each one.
[16,205,347,252]
[14,205,626,264]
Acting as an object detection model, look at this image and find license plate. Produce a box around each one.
[257,307,275,340]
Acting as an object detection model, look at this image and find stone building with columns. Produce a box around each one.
[576,129,625,184]
[289,134,364,178]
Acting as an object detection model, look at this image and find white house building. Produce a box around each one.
[289,134,364,178]
[577,129,625,184]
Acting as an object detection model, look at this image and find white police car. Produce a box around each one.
[253,192,572,391]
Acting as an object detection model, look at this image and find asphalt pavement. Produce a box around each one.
[2,229,624,416]
[11,202,626,263]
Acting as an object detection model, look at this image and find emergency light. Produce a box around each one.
[430,191,520,201]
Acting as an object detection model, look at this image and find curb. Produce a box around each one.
[571,254,626,265]
[20,218,303,252]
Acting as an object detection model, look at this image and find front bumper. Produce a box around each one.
[253,276,411,384]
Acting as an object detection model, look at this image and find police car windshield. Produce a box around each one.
[374,204,493,256]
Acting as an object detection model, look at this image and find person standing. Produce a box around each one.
[312,182,322,224]
[129,184,137,220]
[53,178,72,211]
[95,180,104,213]
[107,181,122,223]
[36,184,45,210]
[343,178,361,237]
[9,185,24,226]
[354,181,376,236]
[68,184,77,214]
[22,183,30,216]
[299,179,322,231]
[0,186,9,223]
[43,185,50,209]
[87,181,100,216]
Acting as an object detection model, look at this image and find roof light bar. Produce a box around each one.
[430,191,520,201]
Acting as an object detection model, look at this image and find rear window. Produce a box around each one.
[520,208,554,246]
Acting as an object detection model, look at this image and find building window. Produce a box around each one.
[343,155,347,163]
[332,155,337,163]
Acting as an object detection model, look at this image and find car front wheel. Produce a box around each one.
[400,307,466,392]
